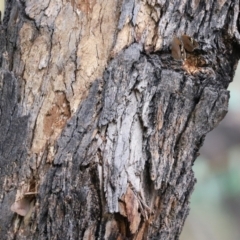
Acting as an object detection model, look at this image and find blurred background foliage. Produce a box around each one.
[181,64,240,239]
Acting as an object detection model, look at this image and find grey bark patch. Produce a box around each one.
[118,0,135,29]
[0,70,28,236]
[0,70,28,171]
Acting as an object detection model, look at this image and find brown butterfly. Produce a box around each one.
[171,35,198,60]
[11,198,31,216]
[181,35,199,52]
[171,37,186,60]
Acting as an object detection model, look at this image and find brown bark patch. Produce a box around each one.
[74,0,97,15]
[123,187,141,234]
[43,91,71,136]
[133,222,147,240]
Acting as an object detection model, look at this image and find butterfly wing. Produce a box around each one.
[171,37,186,60]
[181,35,199,52]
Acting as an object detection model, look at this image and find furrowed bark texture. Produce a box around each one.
[0,0,239,239]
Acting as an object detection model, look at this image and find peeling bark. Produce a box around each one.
[0,0,239,239]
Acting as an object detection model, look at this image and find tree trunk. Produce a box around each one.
[0,0,239,239]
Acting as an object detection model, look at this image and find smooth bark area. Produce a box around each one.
[0,0,239,239]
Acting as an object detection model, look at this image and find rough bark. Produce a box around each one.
[0,0,239,239]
